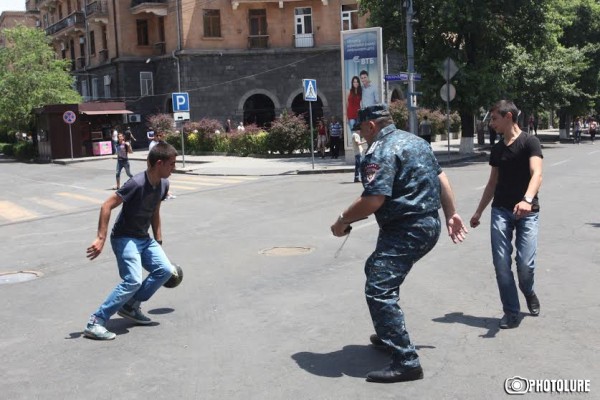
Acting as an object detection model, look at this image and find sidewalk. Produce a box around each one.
[53,130,561,176]
[53,135,494,176]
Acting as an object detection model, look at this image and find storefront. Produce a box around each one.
[34,102,132,161]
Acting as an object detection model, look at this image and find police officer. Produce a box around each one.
[330,104,467,383]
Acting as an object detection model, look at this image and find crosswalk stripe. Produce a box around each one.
[170,183,216,190]
[56,192,103,204]
[171,176,257,184]
[0,200,39,222]
[29,197,72,211]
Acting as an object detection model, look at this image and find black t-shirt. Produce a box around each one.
[112,171,169,238]
[490,132,543,210]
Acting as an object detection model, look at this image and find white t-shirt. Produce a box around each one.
[352,132,363,156]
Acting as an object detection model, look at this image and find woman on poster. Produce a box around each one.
[347,76,362,133]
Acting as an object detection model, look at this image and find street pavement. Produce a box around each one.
[2,128,598,399]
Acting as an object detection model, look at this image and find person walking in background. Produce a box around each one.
[533,114,539,135]
[111,126,119,155]
[316,119,329,158]
[574,117,582,144]
[488,121,498,146]
[331,104,467,383]
[84,143,179,340]
[589,118,597,144]
[329,117,342,159]
[351,128,365,182]
[347,76,362,134]
[124,126,136,146]
[359,70,379,107]
[418,115,432,144]
[114,133,133,190]
[149,130,164,151]
[470,100,543,330]
[528,115,535,134]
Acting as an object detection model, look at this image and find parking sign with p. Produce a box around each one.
[172,92,190,112]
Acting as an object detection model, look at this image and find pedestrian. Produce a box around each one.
[111,126,119,154]
[146,127,155,141]
[224,119,232,133]
[351,128,365,182]
[418,115,432,144]
[470,100,543,330]
[528,115,535,134]
[330,104,467,383]
[237,122,245,132]
[84,142,179,340]
[329,117,342,159]
[574,117,582,144]
[149,130,164,151]
[533,114,539,135]
[124,126,136,145]
[113,133,133,190]
[488,121,497,146]
[316,119,328,158]
[347,76,362,133]
[589,118,597,144]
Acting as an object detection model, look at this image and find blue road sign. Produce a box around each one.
[302,79,317,101]
[384,73,422,82]
[63,110,76,124]
[172,92,190,112]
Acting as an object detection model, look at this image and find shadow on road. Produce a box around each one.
[431,311,501,338]
[291,343,435,378]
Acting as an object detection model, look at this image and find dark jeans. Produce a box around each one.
[354,154,361,180]
[364,214,441,370]
[330,136,341,158]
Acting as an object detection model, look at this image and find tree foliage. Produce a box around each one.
[358,0,600,140]
[0,26,81,130]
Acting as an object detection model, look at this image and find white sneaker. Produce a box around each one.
[84,323,116,340]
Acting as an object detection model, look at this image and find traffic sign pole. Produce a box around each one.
[69,124,73,160]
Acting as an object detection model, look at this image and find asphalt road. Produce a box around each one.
[1,141,598,399]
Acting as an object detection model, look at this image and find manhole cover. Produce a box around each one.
[260,247,314,256]
[0,271,42,285]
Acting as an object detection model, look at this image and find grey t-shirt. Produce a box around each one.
[112,171,169,238]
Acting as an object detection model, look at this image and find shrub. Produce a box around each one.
[146,113,175,136]
[267,111,309,154]
[212,134,231,153]
[229,125,268,156]
[389,100,409,130]
[13,141,36,160]
[0,143,14,155]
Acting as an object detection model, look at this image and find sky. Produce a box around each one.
[0,1,25,14]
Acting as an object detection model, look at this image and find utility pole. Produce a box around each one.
[405,0,418,135]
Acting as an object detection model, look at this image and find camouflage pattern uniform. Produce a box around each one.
[361,123,442,370]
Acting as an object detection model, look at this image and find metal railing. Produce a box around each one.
[86,0,108,17]
[293,33,314,48]
[248,35,269,49]
[45,11,85,36]
[130,0,167,6]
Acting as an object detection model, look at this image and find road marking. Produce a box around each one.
[588,150,600,155]
[475,185,486,190]
[0,201,39,222]
[56,192,103,204]
[29,197,72,211]
[171,176,257,184]
[550,160,570,167]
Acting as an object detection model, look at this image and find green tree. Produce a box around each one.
[0,25,81,131]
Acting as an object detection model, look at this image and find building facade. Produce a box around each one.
[21,1,403,136]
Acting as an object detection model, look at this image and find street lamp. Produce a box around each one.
[403,0,418,135]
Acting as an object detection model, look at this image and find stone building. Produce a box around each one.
[21,1,405,140]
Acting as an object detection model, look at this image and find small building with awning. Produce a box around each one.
[34,102,133,161]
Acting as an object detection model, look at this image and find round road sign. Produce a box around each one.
[63,110,77,124]
[440,83,456,102]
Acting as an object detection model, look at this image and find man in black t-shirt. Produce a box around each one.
[470,100,543,330]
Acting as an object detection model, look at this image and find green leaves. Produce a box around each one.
[0,26,81,130]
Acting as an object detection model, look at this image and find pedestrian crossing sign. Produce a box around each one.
[302,79,317,101]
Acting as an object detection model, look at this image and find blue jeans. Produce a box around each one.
[365,213,441,370]
[490,207,539,315]
[116,159,132,179]
[91,237,173,325]
[354,154,361,180]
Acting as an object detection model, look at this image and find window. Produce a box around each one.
[89,31,96,56]
[104,78,111,99]
[203,9,221,37]
[81,80,89,99]
[295,7,312,34]
[140,72,153,96]
[249,9,267,48]
[341,4,359,31]
[91,78,99,100]
[137,20,149,46]
[79,36,85,57]
[67,1,71,15]
[58,4,63,19]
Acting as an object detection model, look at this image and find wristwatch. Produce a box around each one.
[523,196,534,204]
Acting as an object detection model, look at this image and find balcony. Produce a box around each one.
[248,35,269,49]
[86,0,109,24]
[76,56,86,70]
[99,49,109,63]
[153,42,166,55]
[45,11,84,36]
[231,0,330,10]
[130,0,168,16]
[294,33,314,48]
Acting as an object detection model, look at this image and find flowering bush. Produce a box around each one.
[229,124,268,156]
[146,114,174,135]
[266,111,309,154]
